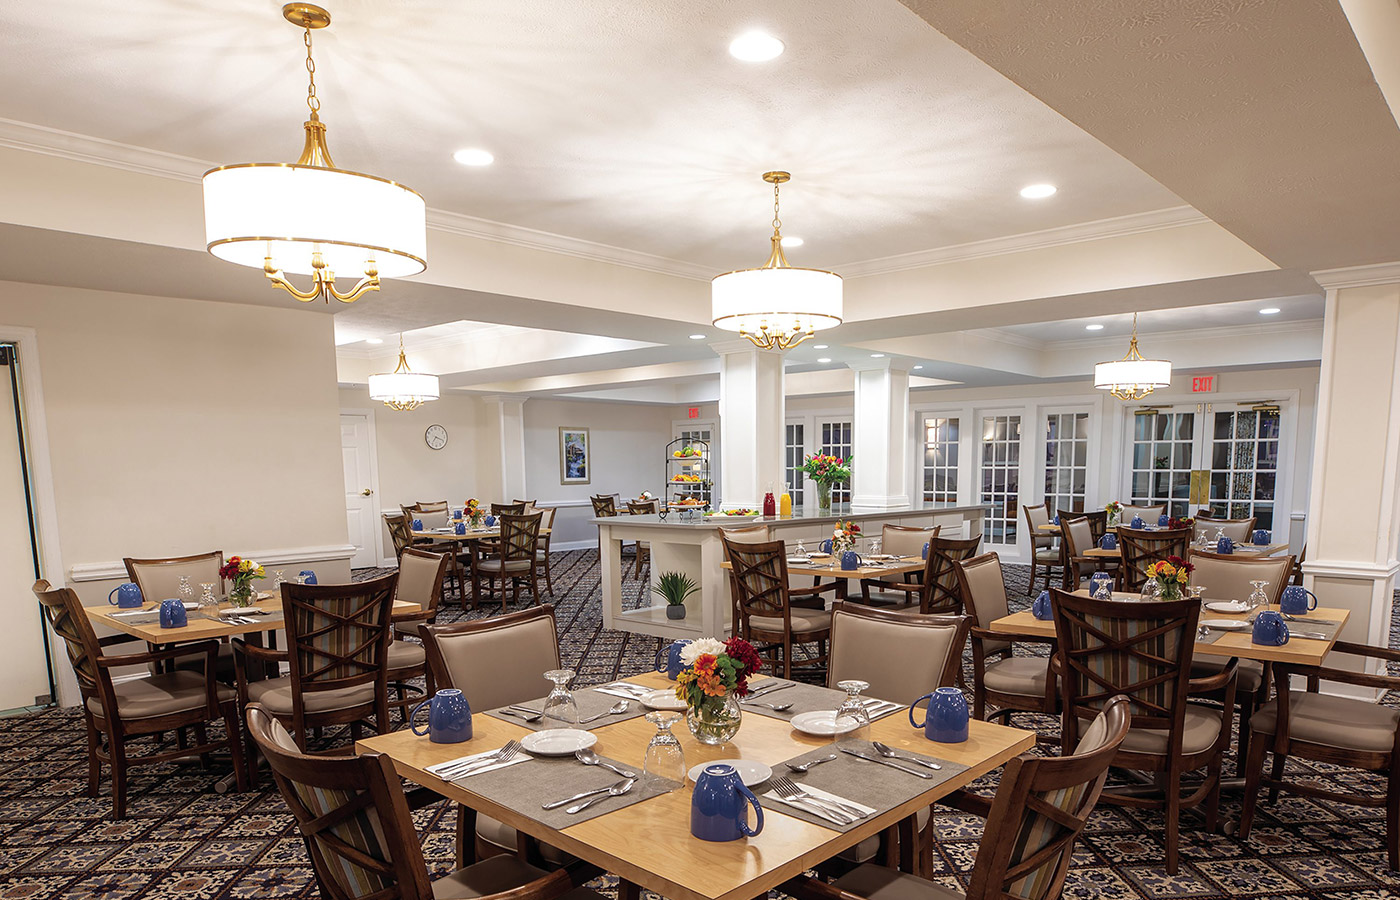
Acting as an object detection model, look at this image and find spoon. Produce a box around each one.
[567,777,635,814]
[786,753,837,773]
[575,747,636,778]
[577,700,629,724]
[1196,624,1211,640]
[871,741,942,770]
[744,700,794,712]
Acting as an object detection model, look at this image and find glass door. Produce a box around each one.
[1128,407,1198,517]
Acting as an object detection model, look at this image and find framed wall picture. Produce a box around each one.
[559,427,590,484]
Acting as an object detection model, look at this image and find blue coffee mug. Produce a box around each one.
[1099,534,1117,551]
[655,639,693,680]
[410,688,473,743]
[910,687,969,743]
[840,550,862,571]
[453,508,463,520]
[1032,590,1053,621]
[820,539,833,554]
[412,518,424,531]
[299,570,317,585]
[455,522,467,535]
[1252,610,1289,646]
[1158,514,1170,527]
[159,598,187,629]
[1050,515,1060,525]
[921,542,930,560]
[1280,585,1319,615]
[1216,536,1234,554]
[484,515,497,528]
[1129,516,1145,529]
[1253,529,1271,545]
[108,582,143,608]
[1089,571,1114,593]
[691,764,763,842]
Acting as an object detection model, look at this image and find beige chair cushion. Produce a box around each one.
[387,640,426,671]
[1250,693,1400,753]
[397,551,444,610]
[1193,519,1255,542]
[414,509,450,529]
[833,862,963,900]
[1191,658,1264,693]
[246,677,376,716]
[748,609,831,635]
[1189,555,1290,606]
[476,559,533,574]
[1083,705,1221,756]
[877,526,938,583]
[1066,518,1094,558]
[982,657,1049,698]
[1120,504,1165,521]
[864,589,919,608]
[719,525,773,544]
[959,555,1011,656]
[395,617,429,636]
[828,609,963,706]
[840,806,932,864]
[431,616,560,713]
[1034,547,1060,563]
[474,813,574,866]
[127,556,221,608]
[86,671,233,719]
[267,717,302,753]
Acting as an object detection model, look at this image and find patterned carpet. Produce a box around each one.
[0,551,1396,900]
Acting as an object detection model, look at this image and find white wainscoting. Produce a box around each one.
[70,543,357,582]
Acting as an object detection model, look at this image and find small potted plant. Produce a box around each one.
[652,571,699,620]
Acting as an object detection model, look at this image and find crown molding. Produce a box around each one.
[836,206,1211,278]
[1310,261,1400,290]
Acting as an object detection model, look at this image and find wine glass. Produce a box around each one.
[1187,585,1207,604]
[273,570,286,589]
[177,576,194,608]
[1092,578,1114,600]
[794,539,807,557]
[643,711,685,787]
[198,582,218,618]
[1139,579,1161,602]
[1248,580,1270,612]
[541,669,580,730]
[833,679,872,744]
[870,537,883,557]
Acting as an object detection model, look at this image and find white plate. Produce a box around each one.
[1200,618,1251,632]
[790,710,861,737]
[1204,600,1250,614]
[787,557,810,565]
[641,689,688,711]
[687,759,772,787]
[520,729,598,756]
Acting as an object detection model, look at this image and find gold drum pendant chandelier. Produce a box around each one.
[202,4,427,303]
[711,171,843,350]
[368,335,439,411]
[1094,313,1172,401]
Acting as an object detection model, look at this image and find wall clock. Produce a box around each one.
[424,424,448,450]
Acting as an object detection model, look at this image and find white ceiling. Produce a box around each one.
[0,0,1185,269]
[989,295,1326,345]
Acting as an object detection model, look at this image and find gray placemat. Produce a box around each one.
[740,680,905,723]
[765,740,967,833]
[451,752,678,828]
[1195,626,1232,644]
[483,687,651,732]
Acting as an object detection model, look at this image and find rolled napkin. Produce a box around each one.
[425,747,530,780]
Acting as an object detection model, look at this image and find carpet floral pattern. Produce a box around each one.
[0,551,1396,900]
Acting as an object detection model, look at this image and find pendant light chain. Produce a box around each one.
[303,25,320,116]
[772,181,782,236]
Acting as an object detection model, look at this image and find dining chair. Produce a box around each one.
[588,495,617,517]
[245,703,602,900]
[1119,503,1166,522]
[1290,544,1307,585]
[420,606,576,867]
[1237,641,1400,869]
[626,500,659,577]
[406,502,456,557]
[124,550,234,680]
[1022,503,1060,595]
[1115,526,1191,592]
[386,548,450,724]
[384,512,414,560]
[491,502,527,517]
[1059,508,1108,545]
[782,695,1131,894]
[1057,516,1102,590]
[233,574,396,781]
[718,524,777,628]
[1051,588,1235,874]
[1192,516,1256,543]
[1186,550,1294,775]
[956,553,1057,727]
[825,603,970,873]
[857,524,939,604]
[519,502,558,597]
[723,536,837,678]
[32,579,247,818]
[921,533,982,614]
[471,511,543,610]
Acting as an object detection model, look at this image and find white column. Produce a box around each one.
[848,359,912,510]
[713,340,785,510]
[1304,265,1400,699]
[482,395,528,502]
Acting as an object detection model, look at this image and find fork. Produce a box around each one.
[772,776,870,818]
[768,777,857,824]
[437,740,521,780]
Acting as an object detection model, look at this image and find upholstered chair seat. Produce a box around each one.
[86,671,235,719]
[246,678,377,716]
[982,657,1050,698]
[474,558,532,574]
[747,609,831,634]
[1250,694,1400,753]
[388,640,427,669]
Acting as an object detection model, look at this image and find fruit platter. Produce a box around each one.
[670,445,705,458]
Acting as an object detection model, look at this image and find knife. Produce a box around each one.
[744,682,794,700]
[839,747,933,779]
[1290,631,1331,640]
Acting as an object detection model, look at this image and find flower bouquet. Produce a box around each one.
[831,520,861,554]
[800,453,853,513]
[1167,516,1195,531]
[1105,500,1123,528]
[674,636,762,744]
[463,498,484,528]
[1144,556,1192,601]
[219,555,266,608]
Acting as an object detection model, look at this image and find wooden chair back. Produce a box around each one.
[590,495,617,517]
[923,534,982,613]
[828,603,969,704]
[496,512,542,562]
[1116,527,1190,591]
[627,500,659,515]
[722,538,795,634]
[1050,589,1199,748]
[420,606,560,713]
[490,502,526,517]
[512,498,538,508]
[123,551,223,605]
[280,575,396,721]
[394,548,449,619]
[383,513,414,558]
[410,502,450,529]
[33,579,105,703]
[1058,508,1106,543]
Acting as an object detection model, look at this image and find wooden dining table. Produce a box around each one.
[720,555,925,601]
[85,592,423,642]
[357,671,1034,900]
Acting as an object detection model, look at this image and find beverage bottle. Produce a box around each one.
[762,491,776,517]
[779,491,793,518]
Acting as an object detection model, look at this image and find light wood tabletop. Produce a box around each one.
[85,594,422,643]
[989,598,1348,667]
[356,670,1034,900]
[720,556,924,581]
[1082,542,1287,559]
[412,527,551,543]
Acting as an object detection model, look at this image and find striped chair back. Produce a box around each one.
[281,575,396,693]
[497,512,542,562]
[590,495,617,517]
[383,513,414,559]
[1116,527,1190,591]
[490,502,526,517]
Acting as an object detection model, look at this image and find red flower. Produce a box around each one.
[722,637,763,695]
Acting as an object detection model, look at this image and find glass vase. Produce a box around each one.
[816,482,833,515]
[686,693,742,745]
[229,582,255,608]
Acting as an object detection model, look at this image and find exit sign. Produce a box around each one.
[688,407,700,419]
[1192,375,1218,393]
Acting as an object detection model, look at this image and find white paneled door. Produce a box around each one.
[341,414,379,569]
[0,347,50,709]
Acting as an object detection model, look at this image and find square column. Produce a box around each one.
[713,340,785,510]
[849,358,912,510]
[482,395,528,502]
[1305,267,1400,699]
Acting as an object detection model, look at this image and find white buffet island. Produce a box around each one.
[592,503,989,640]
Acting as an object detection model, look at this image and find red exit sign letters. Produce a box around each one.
[1191,375,1218,393]
[688,407,700,419]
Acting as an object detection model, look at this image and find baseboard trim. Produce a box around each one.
[548,540,597,552]
[70,543,358,582]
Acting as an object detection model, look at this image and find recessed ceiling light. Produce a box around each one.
[453,148,494,167]
[729,31,785,62]
[1259,307,1281,315]
[913,365,923,370]
[870,353,885,358]
[689,334,707,340]
[1084,324,1104,331]
[817,357,832,363]
[1019,183,1057,199]
[364,338,384,344]
[813,344,828,350]
[781,235,804,247]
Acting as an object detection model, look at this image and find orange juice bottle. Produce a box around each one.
[779,491,793,518]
